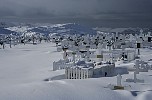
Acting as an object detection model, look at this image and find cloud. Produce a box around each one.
[0,0,152,21]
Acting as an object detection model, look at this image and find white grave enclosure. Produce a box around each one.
[52,32,141,79]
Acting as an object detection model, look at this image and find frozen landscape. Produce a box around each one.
[0,0,152,99]
[0,23,152,100]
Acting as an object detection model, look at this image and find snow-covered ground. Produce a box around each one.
[0,43,152,100]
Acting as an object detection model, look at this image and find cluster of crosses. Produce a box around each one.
[52,30,152,79]
[107,59,152,90]
[126,60,152,83]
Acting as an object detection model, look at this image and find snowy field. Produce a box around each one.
[1,42,152,100]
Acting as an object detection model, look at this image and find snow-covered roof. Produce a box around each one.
[95,63,115,69]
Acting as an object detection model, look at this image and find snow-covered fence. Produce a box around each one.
[53,60,73,71]
[65,67,94,79]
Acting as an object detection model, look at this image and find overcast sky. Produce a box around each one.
[0,0,152,27]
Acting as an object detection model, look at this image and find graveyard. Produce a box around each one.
[1,25,152,100]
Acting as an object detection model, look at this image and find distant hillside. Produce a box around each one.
[1,22,152,36]
[0,27,15,35]
[2,23,96,36]
[29,23,97,35]
[94,27,152,35]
